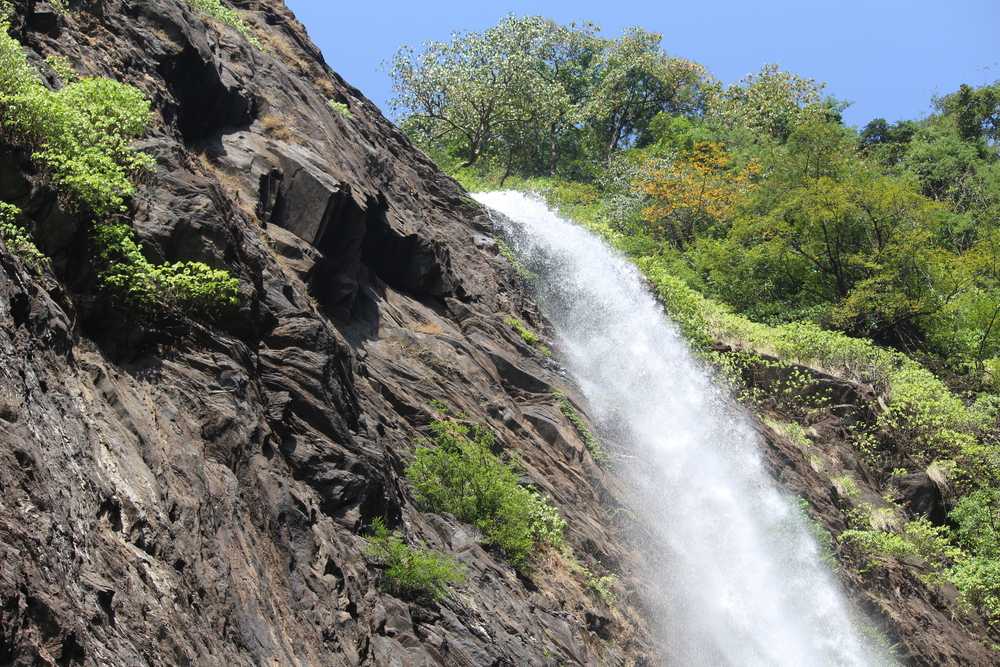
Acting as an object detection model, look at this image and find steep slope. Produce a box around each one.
[0,1,656,664]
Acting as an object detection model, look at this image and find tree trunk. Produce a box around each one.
[548,124,558,176]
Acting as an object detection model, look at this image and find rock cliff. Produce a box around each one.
[0,1,655,664]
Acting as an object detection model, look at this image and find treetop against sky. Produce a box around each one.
[287,0,998,127]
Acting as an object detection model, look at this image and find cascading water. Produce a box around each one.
[473,191,893,667]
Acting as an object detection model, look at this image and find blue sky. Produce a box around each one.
[286,0,999,128]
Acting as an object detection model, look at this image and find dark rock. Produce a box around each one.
[0,2,655,665]
[896,472,949,525]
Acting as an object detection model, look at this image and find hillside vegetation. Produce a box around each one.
[391,16,1000,630]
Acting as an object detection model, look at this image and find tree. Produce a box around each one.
[938,82,1000,144]
[584,28,709,159]
[637,140,757,248]
[389,16,570,167]
[708,64,828,141]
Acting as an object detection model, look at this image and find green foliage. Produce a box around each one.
[327,99,352,118]
[44,54,77,84]
[364,518,464,601]
[706,64,828,140]
[584,571,618,604]
[840,517,960,580]
[556,392,608,464]
[0,202,46,271]
[0,28,154,216]
[406,420,566,569]
[504,316,550,355]
[94,223,239,318]
[185,0,260,48]
[0,28,239,319]
[392,16,708,176]
[949,556,1000,624]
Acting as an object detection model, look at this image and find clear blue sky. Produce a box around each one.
[286,0,999,128]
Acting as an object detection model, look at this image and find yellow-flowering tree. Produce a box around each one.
[637,141,757,248]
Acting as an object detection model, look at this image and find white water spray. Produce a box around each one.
[474,191,892,666]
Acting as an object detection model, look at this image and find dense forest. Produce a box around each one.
[391,16,1000,632]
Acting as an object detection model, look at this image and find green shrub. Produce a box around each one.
[0,202,46,271]
[0,28,239,319]
[585,571,618,604]
[951,488,1000,558]
[556,392,608,464]
[949,556,1000,624]
[44,54,77,84]
[186,0,260,48]
[0,28,154,216]
[364,518,464,601]
[406,419,566,569]
[840,517,960,581]
[94,223,239,318]
[327,99,352,118]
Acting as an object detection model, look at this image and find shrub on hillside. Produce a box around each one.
[406,420,566,569]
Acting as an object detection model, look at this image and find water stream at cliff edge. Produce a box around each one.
[473,191,894,666]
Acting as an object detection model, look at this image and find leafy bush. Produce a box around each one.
[585,571,618,604]
[44,54,77,84]
[364,518,464,601]
[0,28,240,319]
[406,420,566,569]
[0,28,154,216]
[327,99,352,118]
[94,223,239,318]
[0,202,46,271]
[840,517,960,581]
[949,556,1000,624]
[186,0,260,48]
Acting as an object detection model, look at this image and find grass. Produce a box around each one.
[504,316,551,356]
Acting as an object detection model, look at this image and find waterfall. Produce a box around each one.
[473,191,893,667]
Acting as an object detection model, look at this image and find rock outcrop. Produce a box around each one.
[0,1,655,664]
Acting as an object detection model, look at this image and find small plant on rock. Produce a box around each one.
[0,202,47,272]
[504,316,550,356]
[185,0,260,48]
[556,391,608,464]
[328,99,352,118]
[364,518,464,601]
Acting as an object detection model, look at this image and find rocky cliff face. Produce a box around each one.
[0,1,657,664]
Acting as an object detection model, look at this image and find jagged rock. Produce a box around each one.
[0,1,655,665]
